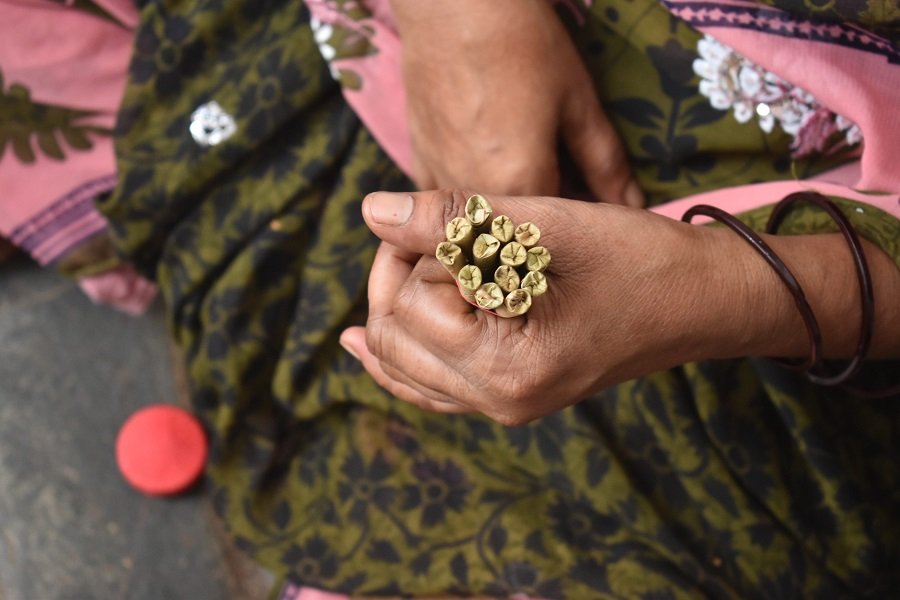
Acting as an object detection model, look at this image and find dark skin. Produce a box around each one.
[390,0,643,205]
[340,190,900,425]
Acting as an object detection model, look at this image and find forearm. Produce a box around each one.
[612,208,900,383]
[696,225,900,361]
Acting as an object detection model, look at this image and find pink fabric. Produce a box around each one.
[78,264,160,316]
[652,175,900,222]
[307,0,412,175]
[663,0,900,196]
[0,0,156,312]
[91,0,140,29]
[279,581,349,600]
[651,0,900,219]
[0,0,137,113]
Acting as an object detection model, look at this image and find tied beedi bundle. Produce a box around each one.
[435,194,550,318]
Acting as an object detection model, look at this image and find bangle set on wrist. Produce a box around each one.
[683,191,898,398]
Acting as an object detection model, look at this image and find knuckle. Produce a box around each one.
[393,279,423,321]
[434,188,471,224]
[506,377,533,403]
[489,162,554,197]
[594,143,628,178]
[447,372,475,405]
[365,317,388,359]
[490,410,530,428]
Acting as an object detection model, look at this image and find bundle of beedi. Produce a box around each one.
[435,194,551,318]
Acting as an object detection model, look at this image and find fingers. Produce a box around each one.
[561,88,644,208]
[362,189,553,256]
[432,163,560,198]
[339,326,473,414]
[475,153,560,197]
[367,242,418,321]
[359,252,479,400]
[369,245,473,332]
[345,256,488,409]
[362,189,468,255]
[379,256,481,361]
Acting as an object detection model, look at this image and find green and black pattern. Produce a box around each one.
[99,0,900,597]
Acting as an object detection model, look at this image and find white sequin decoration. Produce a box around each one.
[693,34,862,157]
[189,101,236,147]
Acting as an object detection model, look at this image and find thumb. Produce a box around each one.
[360,189,468,255]
[561,91,644,208]
[362,189,557,256]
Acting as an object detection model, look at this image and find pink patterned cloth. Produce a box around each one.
[655,0,900,216]
[0,0,156,313]
[307,0,899,220]
[77,263,159,315]
[306,0,412,175]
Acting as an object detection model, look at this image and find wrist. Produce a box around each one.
[762,232,879,359]
[688,223,809,360]
[658,212,900,367]
[681,224,871,362]
[582,206,899,389]
[614,215,809,368]
[581,209,759,376]
[646,219,781,364]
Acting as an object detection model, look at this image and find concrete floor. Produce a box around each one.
[0,256,271,600]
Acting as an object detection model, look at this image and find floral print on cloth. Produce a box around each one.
[660,0,900,194]
[693,34,862,159]
[101,0,900,597]
[0,0,156,313]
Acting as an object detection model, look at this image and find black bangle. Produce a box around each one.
[766,192,875,386]
[682,204,822,371]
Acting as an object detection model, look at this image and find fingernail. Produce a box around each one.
[340,338,360,361]
[624,180,644,208]
[367,192,414,225]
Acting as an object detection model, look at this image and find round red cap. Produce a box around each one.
[116,404,207,496]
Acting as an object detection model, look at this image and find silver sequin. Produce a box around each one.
[189,101,236,147]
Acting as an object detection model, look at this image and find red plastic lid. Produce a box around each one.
[116,404,207,496]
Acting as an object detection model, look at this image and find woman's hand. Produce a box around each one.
[390,0,642,205]
[339,190,764,423]
[341,190,900,424]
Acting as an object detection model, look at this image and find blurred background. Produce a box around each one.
[0,253,269,600]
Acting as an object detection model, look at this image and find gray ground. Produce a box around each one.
[0,256,271,600]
